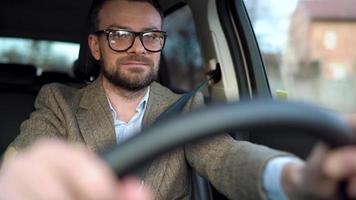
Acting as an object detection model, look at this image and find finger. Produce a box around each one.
[117,177,153,200]
[58,147,118,200]
[342,114,356,134]
[300,143,340,198]
[324,146,356,180]
[347,176,356,198]
[29,140,118,200]
[0,149,73,200]
[305,143,329,171]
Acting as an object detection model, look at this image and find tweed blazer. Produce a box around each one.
[9,78,285,200]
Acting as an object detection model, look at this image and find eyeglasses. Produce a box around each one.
[94,29,167,53]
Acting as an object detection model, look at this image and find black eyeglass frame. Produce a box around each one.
[94,29,167,53]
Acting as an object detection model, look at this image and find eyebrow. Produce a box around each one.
[106,24,161,31]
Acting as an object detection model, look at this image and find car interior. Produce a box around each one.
[0,0,225,158]
[1,0,345,199]
[0,0,233,199]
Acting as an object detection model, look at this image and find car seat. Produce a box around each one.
[0,63,38,155]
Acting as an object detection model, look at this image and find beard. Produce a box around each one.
[101,54,158,91]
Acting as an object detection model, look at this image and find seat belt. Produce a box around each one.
[155,66,221,123]
[134,66,221,200]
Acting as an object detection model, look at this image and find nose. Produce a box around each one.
[127,36,146,54]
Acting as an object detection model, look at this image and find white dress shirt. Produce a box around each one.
[107,87,150,144]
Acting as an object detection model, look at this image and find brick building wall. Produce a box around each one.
[310,21,356,79]
[286,0,356,80]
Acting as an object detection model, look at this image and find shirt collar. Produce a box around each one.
[107,87,150,120]
[137,87,150,113]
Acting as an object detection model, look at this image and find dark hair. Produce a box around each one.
[88,0,164,33]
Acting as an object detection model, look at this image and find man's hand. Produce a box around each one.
[283,143,356,200]
[342,113,356,133]
[0,140,152,200]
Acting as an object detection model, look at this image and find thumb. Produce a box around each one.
[117,177,153,200]
[324,146,356,180]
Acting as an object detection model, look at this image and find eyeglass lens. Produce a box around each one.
[108,30,165,52]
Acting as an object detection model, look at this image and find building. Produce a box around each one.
[285,0,356,80]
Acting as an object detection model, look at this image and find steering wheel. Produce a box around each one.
[101,100,356,197]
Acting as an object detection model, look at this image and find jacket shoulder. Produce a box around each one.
[150,82,204,109]
[35,83,87,110]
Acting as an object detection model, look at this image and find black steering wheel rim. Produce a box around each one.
[102,100,355,176]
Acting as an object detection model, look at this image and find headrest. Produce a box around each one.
[35,71,79,85]
[76,0,101,83]
[0,63,37,85]
[77,36,100,82]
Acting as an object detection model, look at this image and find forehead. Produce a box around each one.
[98,0,162,30]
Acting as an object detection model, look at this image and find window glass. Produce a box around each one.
[244,0,356,113]
[162,5,204,92]
[0,37,79,75]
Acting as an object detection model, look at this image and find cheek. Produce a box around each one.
[152,53,161,68]
[101,49,123,68]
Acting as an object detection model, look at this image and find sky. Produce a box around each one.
[249,0,299,53]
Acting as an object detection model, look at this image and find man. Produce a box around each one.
[2,0,356,199]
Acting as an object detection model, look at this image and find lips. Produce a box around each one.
[123,61,149,66]
[117,55,154,68]
[121,62,149,70]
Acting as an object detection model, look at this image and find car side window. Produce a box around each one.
[244,0,356,114]
[162,5,204,92]
[0,37,79,75]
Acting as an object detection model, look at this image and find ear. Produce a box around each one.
[88,34,101,61]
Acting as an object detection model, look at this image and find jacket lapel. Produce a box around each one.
[76,78,116,152]
[142,82,182,195]
[142,82,181,128]
[76,80,182,195]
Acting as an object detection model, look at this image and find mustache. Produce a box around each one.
[116,55,154,66]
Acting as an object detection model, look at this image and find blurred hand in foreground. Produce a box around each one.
[0,139,152,200]
[283,143,356,200]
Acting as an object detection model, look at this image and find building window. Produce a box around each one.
[324,31,337,50]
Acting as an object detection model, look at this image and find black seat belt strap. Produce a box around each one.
[135,66,221,182]
[155,66,221,123]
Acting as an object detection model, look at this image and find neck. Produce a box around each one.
[101,76,148,123]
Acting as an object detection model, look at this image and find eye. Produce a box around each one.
[143,32,163,41]
[111,30,132,40]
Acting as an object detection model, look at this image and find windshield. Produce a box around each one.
[244,0,356,114]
